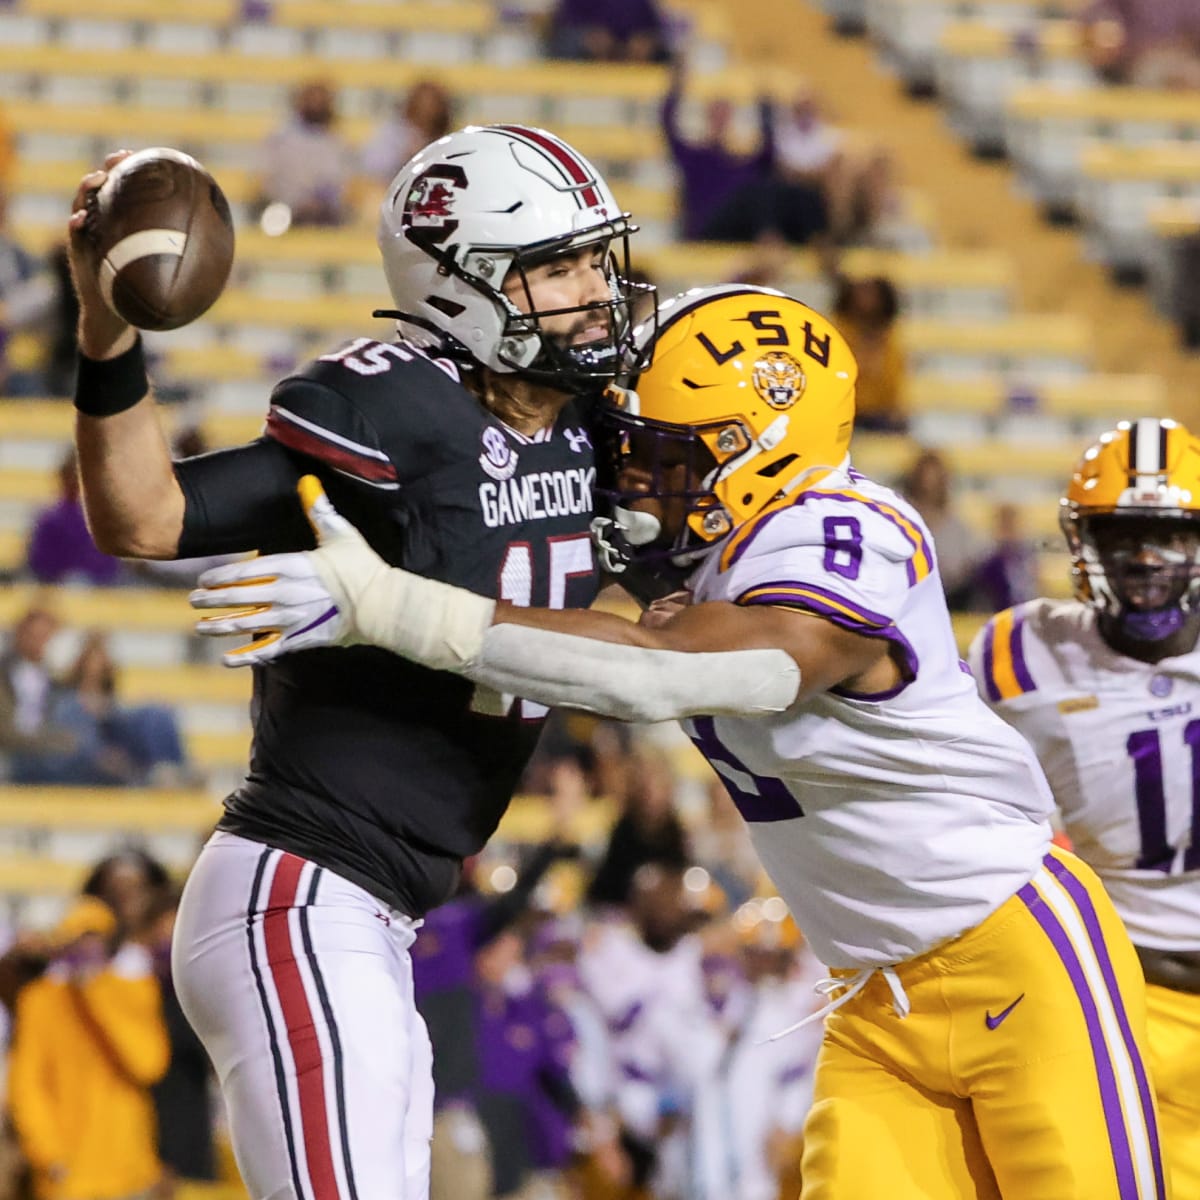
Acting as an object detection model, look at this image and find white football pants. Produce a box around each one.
[173,831,434,1200]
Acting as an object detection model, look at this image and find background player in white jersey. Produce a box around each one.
[193,286,1167,1199]
[969,417,1200,1197]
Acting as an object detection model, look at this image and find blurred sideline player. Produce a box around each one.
[192,286,1167,1199]
[65,126,651,1200]
[970,418,1200,1197]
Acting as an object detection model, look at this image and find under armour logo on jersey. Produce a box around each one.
[564,427,592,453]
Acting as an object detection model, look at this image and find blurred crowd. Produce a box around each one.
[0,718,834,1200]
[1080,0,1200,90]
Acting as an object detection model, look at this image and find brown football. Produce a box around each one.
[89,147,235,331]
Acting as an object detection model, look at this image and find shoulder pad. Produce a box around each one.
[266,374,399,490]
[721,490,933,584]
[265,339,475,488]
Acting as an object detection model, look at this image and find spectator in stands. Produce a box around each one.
[7,892,169,1200]
[899,448,983,610]
[256,79,357,228]
[832,275,908,433]
[1081,0,1200,88]
[26,449,123,586]
[662,70,780,242]
[969,502,1039,613]
[546,0,670,62]
[55,634,193,788]
[361,80,454,187]
[468,928,582,1197]
[81,850,172,945]
[144,885,218,1189]
[0,606,89,783]
[414,839,580,1200]
[0,188,59,396]
[774,90,897,247]
[586,747,688,908]
[38,244,80,398]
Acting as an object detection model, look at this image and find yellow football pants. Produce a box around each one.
[800,848,1167,1200]
[1145,982,1200,1199]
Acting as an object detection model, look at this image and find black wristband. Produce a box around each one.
[73,336,149,418]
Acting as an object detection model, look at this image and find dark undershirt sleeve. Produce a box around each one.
[174,437,314,558]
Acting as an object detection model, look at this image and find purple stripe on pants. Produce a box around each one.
[1017,880,1140,1199]
[1045,855,1166,1200]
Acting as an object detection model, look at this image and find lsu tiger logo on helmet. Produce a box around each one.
[1061,417,1200,638]
[596,284,857,577]
[752,351,806,410]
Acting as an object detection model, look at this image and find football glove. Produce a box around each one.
[191,476,494,671]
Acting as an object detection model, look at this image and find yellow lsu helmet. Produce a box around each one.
[1061,417,1200,636]
[597,285,857,577]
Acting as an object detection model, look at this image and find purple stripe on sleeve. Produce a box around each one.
[807,490,929,582]
[1010,612,1037,696]
[740,578,892,626]
[1017,881,1140,1199]
[739,580,919,700]
[959,659,975,676]
[981,621,1001,703]
[1045,856,1166,1199]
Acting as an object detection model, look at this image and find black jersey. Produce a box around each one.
[200,338,600,916]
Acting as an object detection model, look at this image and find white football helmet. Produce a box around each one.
[377,124,652,390]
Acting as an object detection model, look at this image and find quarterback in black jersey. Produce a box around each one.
[67,127,650,1200]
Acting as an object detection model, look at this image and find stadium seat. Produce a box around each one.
[1005,85,1200,213]
[899,314,1093,376]
[864,0,1082,92]
[1079,143,1200,276]
[935,20,1091,153]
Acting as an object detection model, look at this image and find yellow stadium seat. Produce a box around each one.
[4,98,665,165]
[1150,198,1200,240]
[121,664,251,707]
[905,373,1164,419]
[0,529,25,573]
[0,789,220,834]
[0,585,196,633]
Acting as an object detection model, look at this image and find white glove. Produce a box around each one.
[190,475,495,671]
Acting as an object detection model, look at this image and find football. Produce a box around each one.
[88,147,235,331]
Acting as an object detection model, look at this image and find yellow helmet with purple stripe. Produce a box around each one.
[595,285,857,585]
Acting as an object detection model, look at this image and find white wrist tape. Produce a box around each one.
[312,540,495,673]
[468,623,801,723]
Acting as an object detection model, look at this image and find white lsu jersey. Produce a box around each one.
[685,467,1054,969]
[969,597,1200,952]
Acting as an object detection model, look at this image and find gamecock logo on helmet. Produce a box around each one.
[401,165,467,245]
[752,351,807,410]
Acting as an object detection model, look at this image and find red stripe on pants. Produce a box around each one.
[264,853,341,1200]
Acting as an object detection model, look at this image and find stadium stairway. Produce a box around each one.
[718,0,1200,428]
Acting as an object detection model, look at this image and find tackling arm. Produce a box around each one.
[191,478,895,720]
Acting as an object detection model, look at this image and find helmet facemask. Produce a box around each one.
[1067,513,1200,643]
[596,401,737,575]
